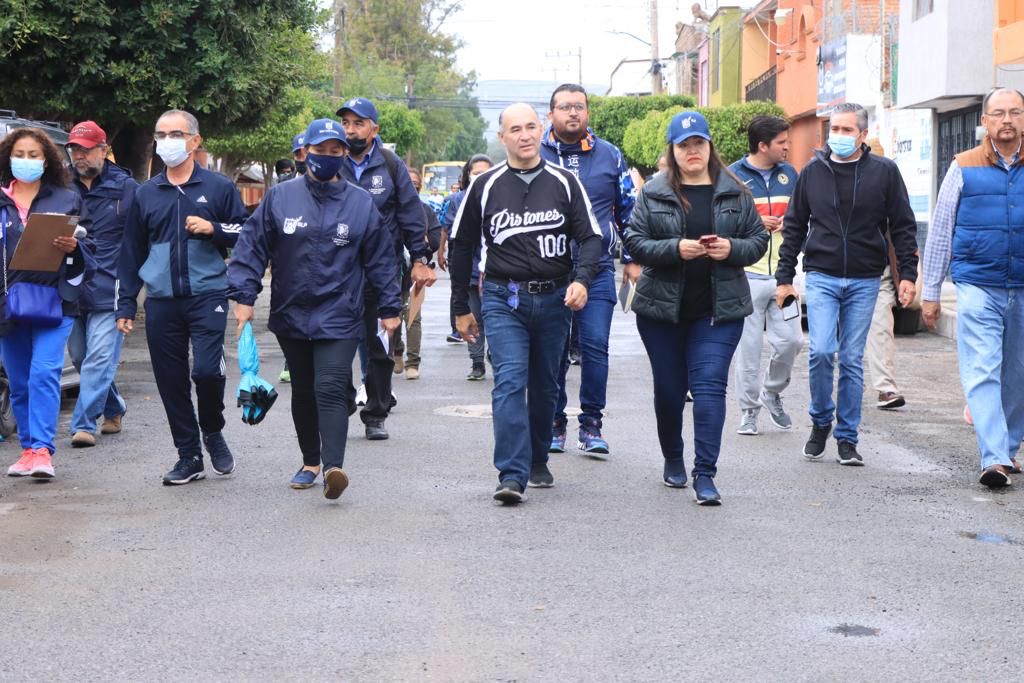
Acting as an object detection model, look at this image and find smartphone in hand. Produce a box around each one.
[781,294,800,321]
[699,234,718,246]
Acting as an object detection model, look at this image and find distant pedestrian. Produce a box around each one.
[922,87,1024,488]
[278,132,307,385]
[228,119,400,499]
[541,84,637,459]
[865,264,907,410]
[442,154,494,380]
[337,96,434,440]
[65,121,137,448]
[775,102,918,467]
[729,115,802,437]
[274,159,296,184]
[117,110,249,486]
[450,103,601,504]
[1,127,95,479]
[625,111,767,505]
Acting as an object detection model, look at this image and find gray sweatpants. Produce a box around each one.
[733,275,804,412]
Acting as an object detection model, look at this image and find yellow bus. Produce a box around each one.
[421,161,464,197]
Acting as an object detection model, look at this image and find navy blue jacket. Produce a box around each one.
[227,175,401,340]
[0,183,96,331]
[73,161,138,312]
[117,163,248,320]
[338,139,429,262]
[540,127,636,270]
[443,190,482,280]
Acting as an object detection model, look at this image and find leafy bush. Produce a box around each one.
[622,101,788,168]
[588,94,696,152]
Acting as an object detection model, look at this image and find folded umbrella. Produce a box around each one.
[236,321,278,425]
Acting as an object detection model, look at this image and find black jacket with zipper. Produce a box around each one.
[774,145,918,286]
[624,171,768,324]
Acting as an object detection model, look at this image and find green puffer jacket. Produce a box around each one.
[625,171,768,324]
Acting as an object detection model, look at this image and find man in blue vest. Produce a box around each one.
[540,84,636,459]
[922,87,1024,488]
[65,121,137,448]
[336,97,435,440]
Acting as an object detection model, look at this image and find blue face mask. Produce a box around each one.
[11,158,45,183]
[827,134,859,158]
[305,152,344,181]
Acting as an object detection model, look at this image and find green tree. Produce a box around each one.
[622,101,788,169]
[588,95,696,153]
[0,0,323,178]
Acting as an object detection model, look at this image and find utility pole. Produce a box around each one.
[333,0,346,98]
[545,47,583,85]
[650,0,662,94]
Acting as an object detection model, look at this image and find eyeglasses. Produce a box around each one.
[554,103,587,113]
[153,130,195,141]
[985,109,1024,120]
[507,281,519,310]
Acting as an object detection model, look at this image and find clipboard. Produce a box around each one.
[9,213,79,272]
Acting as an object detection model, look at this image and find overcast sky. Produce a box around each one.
[445,0,755,93]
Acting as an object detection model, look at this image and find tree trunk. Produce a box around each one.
[110,123,155,182]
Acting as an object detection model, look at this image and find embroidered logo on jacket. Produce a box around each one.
[333,223,350,246]
[283,216,307,235]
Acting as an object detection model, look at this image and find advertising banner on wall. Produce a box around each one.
[816,39,847,117]
[884,108,934,222]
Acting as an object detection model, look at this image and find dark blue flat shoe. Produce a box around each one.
[663,459,688,488]
[290,468,318,489]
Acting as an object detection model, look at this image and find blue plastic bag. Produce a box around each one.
[236,321,278,425]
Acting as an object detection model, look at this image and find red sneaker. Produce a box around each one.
[7,449,34,477]
[29,448,55,479]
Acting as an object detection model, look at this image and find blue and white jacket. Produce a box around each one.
[0,183,96,329]
[227,175,400,340]
[540,126,635,270]
[117,163,248,320]
[73,161,138,312]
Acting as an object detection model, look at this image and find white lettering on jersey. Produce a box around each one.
[489,208,565,245]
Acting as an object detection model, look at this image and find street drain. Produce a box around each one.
[829,624,880,637]
[959,531,1022,546]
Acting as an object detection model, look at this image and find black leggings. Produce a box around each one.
[277,336,359,470]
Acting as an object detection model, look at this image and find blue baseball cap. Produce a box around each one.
[336,97,379,123]
[666,111,712,144]
[303,119,349,147]
[291,133,305,153]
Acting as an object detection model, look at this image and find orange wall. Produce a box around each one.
[774,0,820,123]
[787,115,824,171]
[741,22,772,99]
[995,0,1024,65]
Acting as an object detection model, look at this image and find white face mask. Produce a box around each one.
[156,137,190,168]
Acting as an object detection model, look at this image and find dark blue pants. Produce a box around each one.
[554,268,616,430]
[482,280,571,487]
[144,292,228,458]
[636,314,743,478]
[353,282,394,423]
[278,336,358,470]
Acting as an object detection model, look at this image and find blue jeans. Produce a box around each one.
[0,316,75,453]
[482,280,571,487]
[955,283,1024,470]
[68,311,126,434]
[804,272,880,444]
[554,268,616,431]
[636,314,742,478]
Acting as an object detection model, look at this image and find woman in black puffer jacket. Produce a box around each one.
[625,111,767,505]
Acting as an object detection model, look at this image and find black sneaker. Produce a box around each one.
[203,432,235,475]
[467,364,486,381]
[803,424,832,460]
[493,479,526,503]
[528,462,554,488]
[163,456,205,485]
[693,475,721,505]
[836,440,864,466]
[365,420,389,440]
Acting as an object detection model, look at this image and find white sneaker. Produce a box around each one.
[355,384,367,406]
[737,409,759,435]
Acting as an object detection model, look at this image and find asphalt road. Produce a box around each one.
[1,271,1021,682]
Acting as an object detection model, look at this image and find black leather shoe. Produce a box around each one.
[365,421,389,440]
[663,459,687,488]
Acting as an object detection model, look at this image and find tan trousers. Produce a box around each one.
[865,268,898,394]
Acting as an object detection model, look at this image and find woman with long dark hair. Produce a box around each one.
[625,112,767,505]
[0,128,94,479]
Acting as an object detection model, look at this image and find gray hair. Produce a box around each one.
[831,103,868,132]
[157,109,200,134]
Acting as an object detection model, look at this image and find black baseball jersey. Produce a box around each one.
[448,159,602,315]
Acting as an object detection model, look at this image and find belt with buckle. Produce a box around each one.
[486,274,570,294]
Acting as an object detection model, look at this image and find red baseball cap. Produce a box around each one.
[67,121,107,148]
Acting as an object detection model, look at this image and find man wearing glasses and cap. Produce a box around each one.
[336,96,435,441]
[117,109,249,486]
[65,121,138,449]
